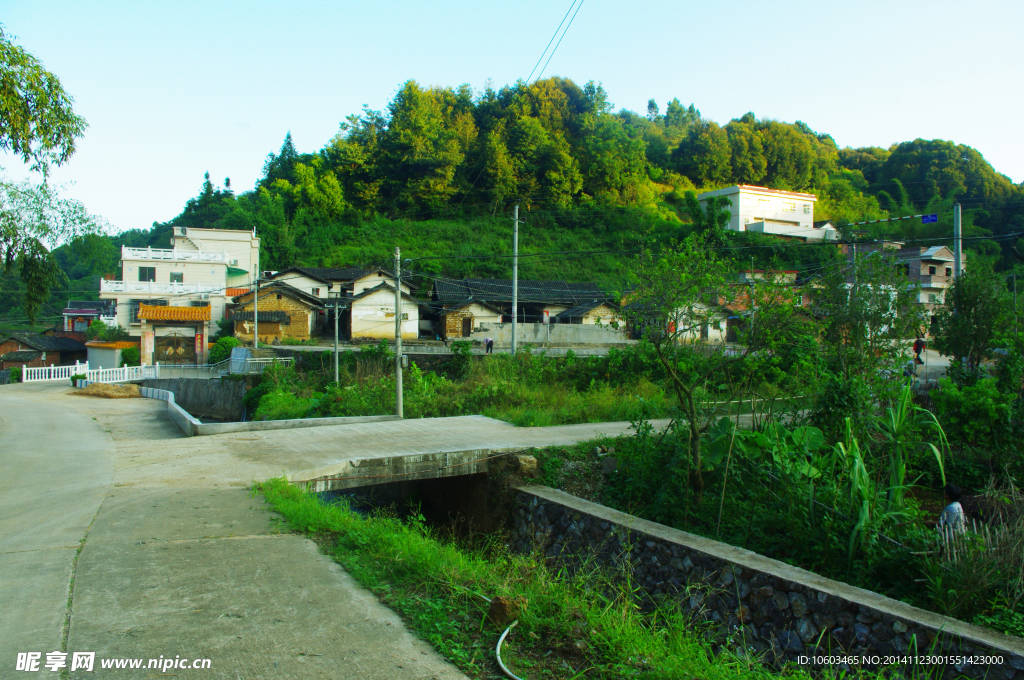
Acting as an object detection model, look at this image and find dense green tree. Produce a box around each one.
[673,120,731,187]
[933,263,1011,374]
[725,120,766,184]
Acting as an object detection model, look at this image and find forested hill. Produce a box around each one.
[4,76,1023,328]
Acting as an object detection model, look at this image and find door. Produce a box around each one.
[462,318,472,337]
[155,331,196,365]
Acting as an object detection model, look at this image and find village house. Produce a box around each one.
[698,185,837,242]
[98,226,260,355]
[554,300,623,326]
[229,281,325,345]
[437,300,504,339]
[0,332,88,370]
[348,282,420,341]
[428,278,609,339]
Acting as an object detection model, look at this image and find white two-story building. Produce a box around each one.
[99,226,260,364]
[698,185,837,241]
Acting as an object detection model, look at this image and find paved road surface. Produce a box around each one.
[0,382,658,679]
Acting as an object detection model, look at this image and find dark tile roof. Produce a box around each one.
[433,278,605,305]
[555,300,618,319]
[1,350,43,362]
[1,332,86,352]
[232,280,325,308]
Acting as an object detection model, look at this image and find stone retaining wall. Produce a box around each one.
[512,485,1024,678]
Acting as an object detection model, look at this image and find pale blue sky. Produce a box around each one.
[2,0,1022,232]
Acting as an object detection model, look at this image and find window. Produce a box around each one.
[928,294,938,303]
[782,201,796,212]
[190,300,209,307]
[945,267,952,277]
[130,298,167,323]
[139,266,156,282]
[170,272,183,283]
[928,266,937,275]
[803,204,810,214]
[311,287,321,297]
[276,293,283,300]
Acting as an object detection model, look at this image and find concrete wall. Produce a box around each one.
[512,485,1024,677]
[142,377,246,420]
[469,322,630,346]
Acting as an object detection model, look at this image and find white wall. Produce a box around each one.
[350,287,418,340]
[172,228,259,275]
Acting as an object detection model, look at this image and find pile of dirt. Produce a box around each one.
[73,383,141,399]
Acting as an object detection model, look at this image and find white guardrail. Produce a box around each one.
[22,358,292,383]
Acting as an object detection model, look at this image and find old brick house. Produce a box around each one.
[229,281,324,344]
[0,333,87,369]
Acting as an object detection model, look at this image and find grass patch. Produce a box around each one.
[256,477,803,679]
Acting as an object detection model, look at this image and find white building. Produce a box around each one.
[99,226,260,364]
[698,185,837,241]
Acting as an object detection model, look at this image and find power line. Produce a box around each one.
[525,0,579,83]
[535,0,585,82]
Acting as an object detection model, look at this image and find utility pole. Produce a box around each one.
[511,204,519,355]
[253,267,259,350]
[394,246,403,418]
[953,202,962,279]
[331,291,340,384]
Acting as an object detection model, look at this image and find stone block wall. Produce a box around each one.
[512,485,1024,678]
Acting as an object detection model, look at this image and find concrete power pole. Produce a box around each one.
[511,204,519,355]
[953,202,962,279]
[394,246,403,418]
[253,256,259,350]
[332,293,340,384]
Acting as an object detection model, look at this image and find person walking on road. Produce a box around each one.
[913,336,926,365]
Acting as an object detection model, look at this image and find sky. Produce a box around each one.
[2,0,1022,234]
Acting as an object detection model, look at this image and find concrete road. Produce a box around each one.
[0,383,469,679]
[0,382,659,678]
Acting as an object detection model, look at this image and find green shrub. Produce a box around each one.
[120,346,140,367]
[10,366,21,382]
[70,373,86,386]
[208,336,240,364]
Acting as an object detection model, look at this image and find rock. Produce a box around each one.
[487,596,525,627]
[892,620,907,635]
[600,456,618,474]
[737,579,750,601]
[788,592,808,618]
[853,622,870,643]
[689,592,705,610]
[795,616,819,644]
[775,630,804,653]
[773,591,790,611]
[737,605,752,623]
[516,455,538,474]
[607,446,615,455]
[593,447,602,456]
[572,639,588,654]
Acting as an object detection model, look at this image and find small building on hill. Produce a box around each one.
[698,185,837,241]
[229,282,325,345]
[555,300,623,326]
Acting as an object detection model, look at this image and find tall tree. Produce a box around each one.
[0,30,96,322]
